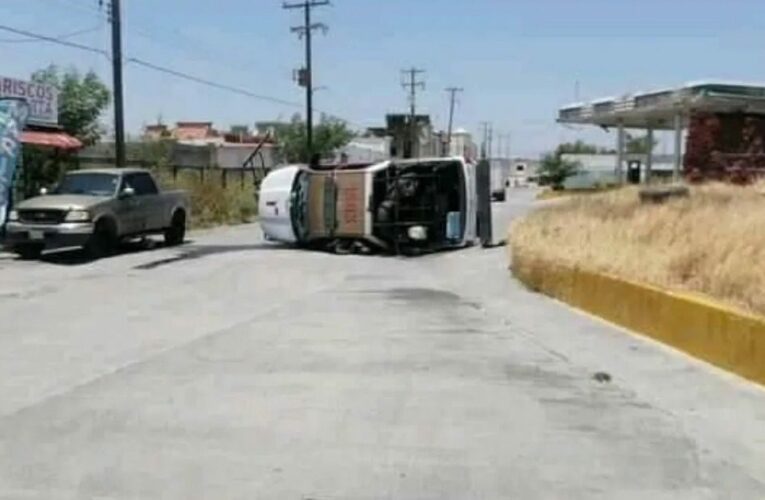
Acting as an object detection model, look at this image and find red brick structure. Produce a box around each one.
[685,112,765,183]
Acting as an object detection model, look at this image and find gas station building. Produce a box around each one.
[557,81,765,183]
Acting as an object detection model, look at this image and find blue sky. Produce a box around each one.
[2,0,765,156]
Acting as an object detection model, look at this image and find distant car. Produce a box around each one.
[490,159,510,202]
[4,168,189,259]
[258,157,482,255]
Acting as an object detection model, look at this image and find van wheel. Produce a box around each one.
[15,245,43,260]
[164,211,186,246]
[85,220,116,259]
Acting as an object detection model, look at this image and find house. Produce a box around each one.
[172,121,221,144]
[143,123,170,141]
[142,121,222,144]
[507,159,541,187]
[137,121,277,170]
[335,136,392,163]
[447,128,478,160]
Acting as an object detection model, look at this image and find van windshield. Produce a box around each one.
[290,170,310,241]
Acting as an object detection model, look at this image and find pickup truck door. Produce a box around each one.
[124,172,163,232]
[116,175,143,235]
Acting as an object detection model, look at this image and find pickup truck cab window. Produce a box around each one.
[55,173,120,197]
[122,173,159,196]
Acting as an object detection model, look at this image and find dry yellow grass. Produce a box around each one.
[154,169,258,229]
[510,182,765,316]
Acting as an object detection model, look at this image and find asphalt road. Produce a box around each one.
[2,190,765,499]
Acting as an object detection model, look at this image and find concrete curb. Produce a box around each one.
[511,249,765,386]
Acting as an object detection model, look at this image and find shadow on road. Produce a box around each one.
[133,243,290,270]
[37,239,173,266]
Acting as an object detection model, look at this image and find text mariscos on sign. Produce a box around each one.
[0,77,58,126]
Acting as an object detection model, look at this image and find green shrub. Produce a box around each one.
[154,169,258,229]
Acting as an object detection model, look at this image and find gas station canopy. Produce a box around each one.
[558,81,765,130]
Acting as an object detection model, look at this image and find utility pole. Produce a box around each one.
[284,0,329,163]
[107,0,125,168]
[479,122,491,160]
[488,123,494,160]
[497,133,503,159]
[401,68,425,159]
[445,87,463,156]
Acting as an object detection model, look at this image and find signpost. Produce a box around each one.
[0,76,58,127]
[0,99,30,229]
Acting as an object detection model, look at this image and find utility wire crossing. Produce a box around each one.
[0,20,361,129]
[0,24,108,56]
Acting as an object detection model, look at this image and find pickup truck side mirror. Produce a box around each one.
[119,187,135,199]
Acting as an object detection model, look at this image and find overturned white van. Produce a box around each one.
[258,157,486,254]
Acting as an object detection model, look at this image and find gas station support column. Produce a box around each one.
[616,120,625,184]
[646,127,654,184]
[673,112,683,181]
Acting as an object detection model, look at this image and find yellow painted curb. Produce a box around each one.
[512,250,765,386]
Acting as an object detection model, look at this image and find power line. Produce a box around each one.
[0,24,308,127]
[126,21,279,77]
[0,24,108,56]
[126,57,304,108]
[0,19,362,131]
[49,0,109,19]
[0,25,103,44]
[125,58,362,129]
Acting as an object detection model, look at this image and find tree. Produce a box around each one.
[625,133,657,154]
[31,65,110,146]
[555,140,598,155]
[554,141,616,156]
[538,152,580,190]
[18,66,110,197]
[275,114,354,163]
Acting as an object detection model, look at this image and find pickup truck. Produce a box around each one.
[4,168,189,259]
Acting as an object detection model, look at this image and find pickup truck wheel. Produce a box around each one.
[164,211,186,246]
[85,221,116,259]
[15,244,43,260]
